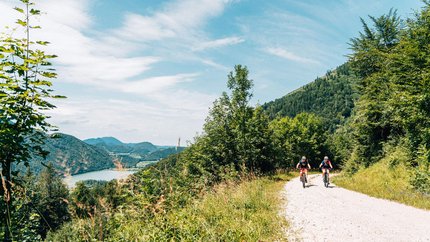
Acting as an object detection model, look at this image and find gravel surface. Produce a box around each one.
[281,174,430,242]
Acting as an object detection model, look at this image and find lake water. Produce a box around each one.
[64,169,137,188]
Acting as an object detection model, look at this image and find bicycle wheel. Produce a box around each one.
[324,173,328,187]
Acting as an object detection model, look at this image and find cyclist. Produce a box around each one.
[296,156,311,182]
[319,156,333,181]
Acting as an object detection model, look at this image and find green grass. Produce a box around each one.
[333,161,430,210]
[48,173,294,241]
[112,174,293,241]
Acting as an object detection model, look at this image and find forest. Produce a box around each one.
[1,0,430,241]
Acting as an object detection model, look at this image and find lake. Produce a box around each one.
[64,169,137,188]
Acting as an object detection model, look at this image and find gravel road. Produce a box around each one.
[281,174,430,242]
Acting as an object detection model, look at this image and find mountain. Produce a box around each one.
[129,142,158,154]
[17,135,184,176]
[23,133,115,176]
[83,137,123,146]
[263,63,359,129]
[144,147,186,161]
[83,138,158,156]
[83,136,184,167]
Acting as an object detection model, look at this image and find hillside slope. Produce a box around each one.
[83,137,183,167]
[25,133,115,175]
[19,135,184,176]
[83,137,123,146]
[263,63,358,128]
[84,137,159,155]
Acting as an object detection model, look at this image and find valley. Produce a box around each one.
[21,134,183,177]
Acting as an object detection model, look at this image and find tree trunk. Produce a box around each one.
[1,160,12,242]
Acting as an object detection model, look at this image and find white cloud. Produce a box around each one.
[265,47,320,65]
[201,59,229,71]
[46,94,215,145]
[120,73,199,95]
[0,0,233,144]
[193,36,244,51]
[115,0,233,42]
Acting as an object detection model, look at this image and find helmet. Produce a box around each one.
[301,156,307,161]
[324,156,329,160]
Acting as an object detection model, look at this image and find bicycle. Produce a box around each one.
[299,168,308,188]
[322,168,331,188]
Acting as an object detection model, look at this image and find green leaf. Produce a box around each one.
[40,72,57,78]
[36,41,50,46]
[52,95,66,99]
[16,19,27,27]
[30,9,41,15]
[14,7,24,13]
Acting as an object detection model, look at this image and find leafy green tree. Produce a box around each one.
[202,65,276,174]
[8,169,41,241]
[347,9,403,167]
[245,106,276,172]
[34,163,70,238]
[344,3,430,190]
[270,113,329,168]
[384,2,430,188]
[227,65,255,171]
[201,93,238,174]
[0,1,63,239]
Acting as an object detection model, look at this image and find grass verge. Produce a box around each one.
[126,173,294,241]
[333,162,430,210]
[49,173,295,241]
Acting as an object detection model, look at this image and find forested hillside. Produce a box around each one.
[23,133,115,175]
[16,134,183,176]
[263,63,359,128]
[83,137,184,167]
[84,137,158,155]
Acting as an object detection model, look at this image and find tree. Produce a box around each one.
[227,65,255,171]
[0,1,63,240]
[347,9,403,167]
[35,163,70,238]
[202,65,275,174]
[263,63,358,131]
[344,3,430,188]
[270,113,329,168]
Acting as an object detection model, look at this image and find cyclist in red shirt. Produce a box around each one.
[296,156,311,182]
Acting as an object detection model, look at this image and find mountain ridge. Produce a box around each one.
[22,134,184,176]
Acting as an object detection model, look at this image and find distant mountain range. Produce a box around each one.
[82,136,185,167]
[20,134,184,176]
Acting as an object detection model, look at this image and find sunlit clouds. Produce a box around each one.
[0,0,424,144]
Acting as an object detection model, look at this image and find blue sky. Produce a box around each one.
[0,0,424,145]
